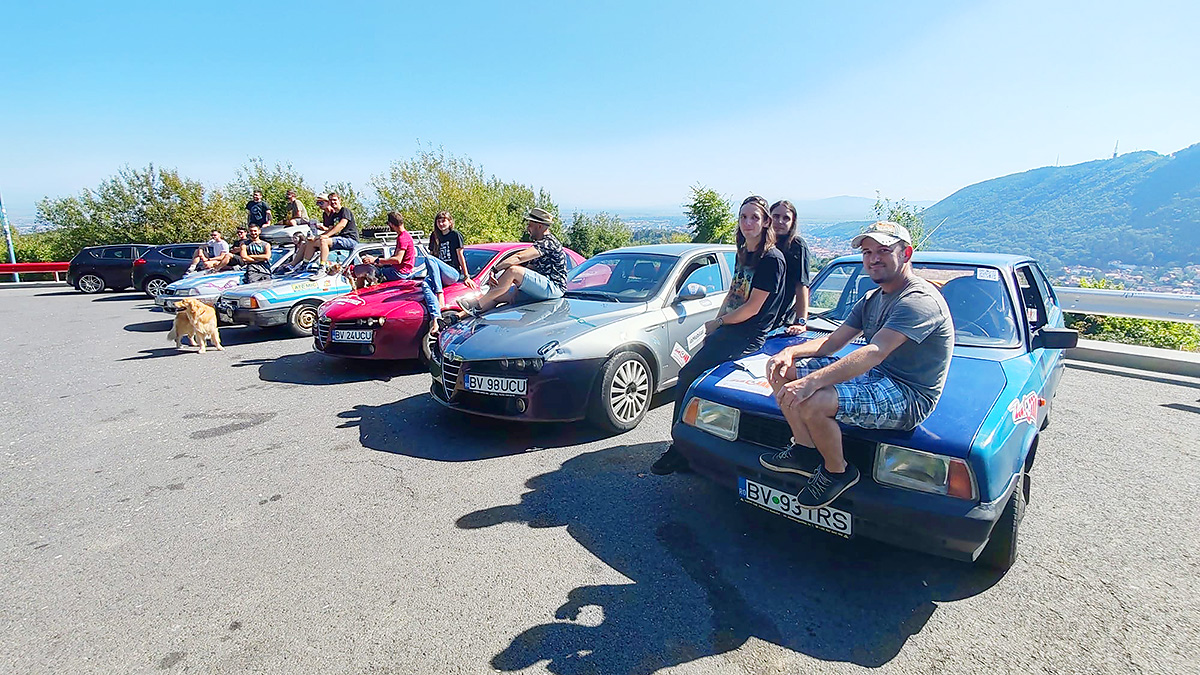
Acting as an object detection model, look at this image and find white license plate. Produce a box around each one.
[332,329,374,343]
[739,476,852,538]
[466,374,526,396]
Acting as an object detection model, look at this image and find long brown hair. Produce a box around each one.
[736,195,777,266]
[428,210,454,251]
[769,199,797,252]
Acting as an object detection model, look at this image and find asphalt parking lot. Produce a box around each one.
[1,286,1197,674]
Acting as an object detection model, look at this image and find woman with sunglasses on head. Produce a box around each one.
[769,199,813,335]
[429,211,477,290]
[651,195,788,475]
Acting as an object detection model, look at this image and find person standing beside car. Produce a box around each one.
[760,221,954,508]
[652,195,787,475]
[429,211,477,289]
[770,199,813,334]
[246,189,272,229]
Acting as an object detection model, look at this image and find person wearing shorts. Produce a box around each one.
[444,207,566,323]
[314,192,359,265]
[761,221,954,508]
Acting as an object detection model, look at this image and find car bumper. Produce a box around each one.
[428,358,602,422]
[158,294,219,314]
[671,422,1014,562]
[218,304,289,327]
[313,318,424,360]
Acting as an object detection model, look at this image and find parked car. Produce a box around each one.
[215,243,386,336]
[670,252,1078,570]
[430,243,736,432]
[67,244,155,294]
[314,242,586,361]
[131,243,205,297]
[154,247,295,314]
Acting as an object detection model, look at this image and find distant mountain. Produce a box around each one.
[924,144,1200,269]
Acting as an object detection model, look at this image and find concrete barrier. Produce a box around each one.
[1068,339,1200,379]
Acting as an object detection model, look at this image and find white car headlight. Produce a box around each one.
[682,397,740,441]
[183,288,201,296]
[237,296,256,308]
[873,444,976,500]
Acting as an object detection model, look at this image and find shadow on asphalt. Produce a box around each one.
[124,319,175,333]
[123,321,287,347]
[92,293,149,302]
[338,392,618,461]
[456,442,1003,673]
[33,290,79,297]
[241,350,426,385]
[119,347,189,361]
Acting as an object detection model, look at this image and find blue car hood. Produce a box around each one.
[690,337,1006,459]
[439,297,647,360]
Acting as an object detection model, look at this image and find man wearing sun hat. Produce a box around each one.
[443,206,567,324]
[758,221,955,508]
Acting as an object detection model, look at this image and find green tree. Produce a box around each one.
[36,164,234,260]
[1065,277,1200,352]
[226,158,318,227]
[566,211,632,257]
[369,146,557,243]
[686,184,735,244]
[872,192,927,248]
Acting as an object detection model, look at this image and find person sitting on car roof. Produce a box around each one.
[206,227,249,273]
[760,221,954,508]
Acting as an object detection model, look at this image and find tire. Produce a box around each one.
[76,274,105,294]
[587,351,653,433]
[287,302,320,337]
[142,276,170,298]
[978,474,1026,571]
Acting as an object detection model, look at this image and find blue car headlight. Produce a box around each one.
[873,444,977,500]
[682,397,740,441]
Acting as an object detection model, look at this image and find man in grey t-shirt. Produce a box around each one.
[759,221,954,508]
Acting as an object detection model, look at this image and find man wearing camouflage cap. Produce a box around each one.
[760,221,955,508]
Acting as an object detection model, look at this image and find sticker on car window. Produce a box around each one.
[976,268,1000,282]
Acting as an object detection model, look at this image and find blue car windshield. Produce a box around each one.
[809,262,1021,348]
[565,253,675,302]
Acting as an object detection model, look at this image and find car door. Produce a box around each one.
[160,246,193,280]
[662,253,728,385]
[98,246,134,287]
[1014,264,1058,426]
[1027,263,1069,401]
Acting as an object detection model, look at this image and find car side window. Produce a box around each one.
[166,246,194,259]
[1015,265,1049,330]
[721,251,737,277]
[133,246,152,257]
[331,249,354,265]
[1031,264,1058,308]
[676,254,724,293]
[101,247,131,259]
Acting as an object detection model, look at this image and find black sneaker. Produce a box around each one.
[795,463,860,509]
[759,443,820,477]
[651,445,690,475]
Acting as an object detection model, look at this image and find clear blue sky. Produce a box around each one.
[2,0,1197,218]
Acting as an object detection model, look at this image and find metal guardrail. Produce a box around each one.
[1,262,70,283]
[1054,286,1200,324]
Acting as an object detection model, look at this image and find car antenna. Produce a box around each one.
[915,216,950,250]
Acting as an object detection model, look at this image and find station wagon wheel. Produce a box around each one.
[288,302,320,337]
[143,276,170,298]
[588,351,653,433]
[77,274,104,294]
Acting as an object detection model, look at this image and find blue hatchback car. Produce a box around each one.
[670,252,1078,570]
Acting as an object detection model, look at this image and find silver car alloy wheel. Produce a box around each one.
[78,274,104,293]
[608,359,650,424]
[145,278,168,297]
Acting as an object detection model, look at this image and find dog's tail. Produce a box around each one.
[167,325,177,342]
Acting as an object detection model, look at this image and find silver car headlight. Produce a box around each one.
[873,444,977,500]
[183,287,201,296]
[682,397,740,441]
[237,296,256,308]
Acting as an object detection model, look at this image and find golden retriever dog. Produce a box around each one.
[167,298,224,353]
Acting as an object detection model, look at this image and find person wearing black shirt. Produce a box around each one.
[429,211,477,289]
[315,192,359,266]
[246,190,272,228]
[769,199,813,333]
[652,195,786,475]
[210,227,249,272]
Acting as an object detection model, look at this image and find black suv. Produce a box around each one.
[132,243,205,297]
[67,244,155,294]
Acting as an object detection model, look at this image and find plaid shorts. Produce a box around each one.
[794,356,918,430]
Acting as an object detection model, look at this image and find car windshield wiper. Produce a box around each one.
[809,309,843,327]
[566,290,617,302]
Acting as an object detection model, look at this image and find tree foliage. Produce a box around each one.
[225,158,318,227]
[369,146,558,243]
[566,211,632,257]
[687,184,735,244]
[35,164,235,260]
[872,192,927,249]
[1065,277,1200,352]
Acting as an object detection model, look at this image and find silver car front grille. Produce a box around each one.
[315,317,331,344]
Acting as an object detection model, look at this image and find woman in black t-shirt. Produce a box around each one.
[770,199,813,334]
[652,195,787,475]
[429,211,477,289]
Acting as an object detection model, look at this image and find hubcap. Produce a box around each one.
[147,279,167,296]
[609,359,649,424]
[79,275,102,293]
[297,309,316,330]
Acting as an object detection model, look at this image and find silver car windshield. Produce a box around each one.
[565,253,675,302]
[809,262,1021,348]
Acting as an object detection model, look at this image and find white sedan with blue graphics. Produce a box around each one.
[215,243,385,336]
[154,247,294,314]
